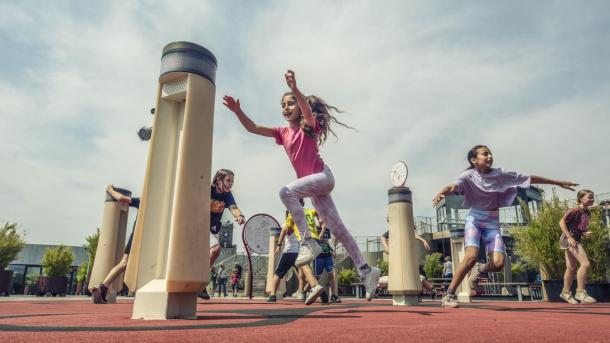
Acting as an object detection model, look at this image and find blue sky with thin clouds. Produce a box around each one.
[1,1,609,249]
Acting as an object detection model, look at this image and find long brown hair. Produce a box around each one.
[576,189,594,204]
[212,169,234,188]
[283,92,354,146]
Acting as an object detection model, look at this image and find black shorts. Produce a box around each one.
[274,253,298,278]
[124,230,134,254]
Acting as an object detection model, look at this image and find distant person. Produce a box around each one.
[443,256,453,280]
[559,190,597,304]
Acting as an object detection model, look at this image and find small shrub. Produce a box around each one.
[0,222,26,270]
[42,245,75,277]
[337,268,358,286]
[423,252,443,278]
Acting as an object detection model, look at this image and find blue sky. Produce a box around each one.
[1,1,609,248]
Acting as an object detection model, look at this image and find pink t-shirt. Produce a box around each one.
[272,121,325,178]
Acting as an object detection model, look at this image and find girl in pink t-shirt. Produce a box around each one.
[223,70,380,302]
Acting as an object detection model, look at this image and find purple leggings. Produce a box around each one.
[279,165,367,275]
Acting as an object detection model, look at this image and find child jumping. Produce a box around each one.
[558,189,597,304]
[224,70,381,300]
[432,145,577,308]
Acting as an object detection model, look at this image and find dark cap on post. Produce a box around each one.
[160,41,217,84]
[388,187,412,204]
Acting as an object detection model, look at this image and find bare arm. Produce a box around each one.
[381,235,389,254]
[284,70,316,128]
[530,175,578,191]
[432,184,459,207]
[106,184,131,206]
[276,225,289,254]
[222,96,275,137]
[415,234,430,252]
[559,218,578,248]
[228,205,245,225]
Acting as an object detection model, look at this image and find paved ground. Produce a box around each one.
[0,296,608,342]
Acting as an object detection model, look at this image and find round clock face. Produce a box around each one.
[390,161,408,187]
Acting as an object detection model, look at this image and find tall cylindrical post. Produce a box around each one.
[449,227,471,303]
[387,187,421,306]
[265,227,282,298]
[124,42,217,320]
[88,187,131,303]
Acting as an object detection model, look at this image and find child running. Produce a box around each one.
[432,145,577,308]
[92,184,140,304]
[558,189,597,304]
[198,169,246,300]
[224,70,381,300]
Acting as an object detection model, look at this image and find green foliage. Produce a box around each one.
[510,261,530,281]
[337,268,358,286]
[42,245,75,277]
[423,252,443,278]
[583,209,610,283]
[76,265,88,282]
[512,191,610,282]
[26,272,40,286]
[377,259,389,276]
[83,228,100,275]
[0,222,26,270]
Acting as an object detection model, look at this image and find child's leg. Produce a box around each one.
[300,265,319,287]
[102,254,129,288]
[298,267,305,292]
[446,247,479,293]
[311,194,368,275]
[568,244,591,291]
[563,249,577,292]
[476,214,505,274]
[279,171,334,240]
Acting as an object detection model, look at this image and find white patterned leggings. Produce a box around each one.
[279,165,368,275]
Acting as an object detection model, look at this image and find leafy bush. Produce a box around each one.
[377,259,389,276]
[76,265,88,283]
[423,252,443,278]
[337,268,358,286]
[83,228,100,276]
[510,261,530,281]
[42,245,75,277]
[26,272,40,286]
[0,222,26,270]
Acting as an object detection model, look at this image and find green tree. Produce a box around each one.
[423,252,443,279]
[83,228,100,276]
[42,245,75,277]
[0,222,26,270]
[377,259,389,276]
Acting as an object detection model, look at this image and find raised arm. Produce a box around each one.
[284,70,315,128]
[106,184,131,206]
[415,234,430,252]
[432,184,459,207]
[222,95,274,137]
[530,175,578,191]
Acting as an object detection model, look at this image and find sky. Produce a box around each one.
[1,1,609,250]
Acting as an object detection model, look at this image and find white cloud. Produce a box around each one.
[0,1,608,249]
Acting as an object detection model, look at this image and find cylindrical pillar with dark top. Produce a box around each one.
[265,227,282,298]
[88,187,131,303]
[124,41,217,320]
[387,187,421,306]
[449,226,471,303]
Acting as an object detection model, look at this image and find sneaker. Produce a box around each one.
[92,284,108,304]
[267,295,277,302]
[468,262,482,290]
[441,293,459,308]
[305,285,324,305]
[330,295,341,303]
[298,292,306,301]
[293,290,305,301]
[574,290,597,304]
[320,290,329,304]
[197,290,210,300]
[363,266,381,301]
[431,290,438,300]
[559,291,579,304]
[295,238,322,267]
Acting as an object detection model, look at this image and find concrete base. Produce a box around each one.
[457,291,471,303]
[392,295,418,306]
[106,289,117,304]
[131,279,197,320]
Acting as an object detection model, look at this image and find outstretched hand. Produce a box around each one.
[558,181,578,191]
[432,193,445,207]
[284,70,298,92]
[223,95,241,113]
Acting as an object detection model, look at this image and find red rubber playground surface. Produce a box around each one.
[0,297,609,342]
